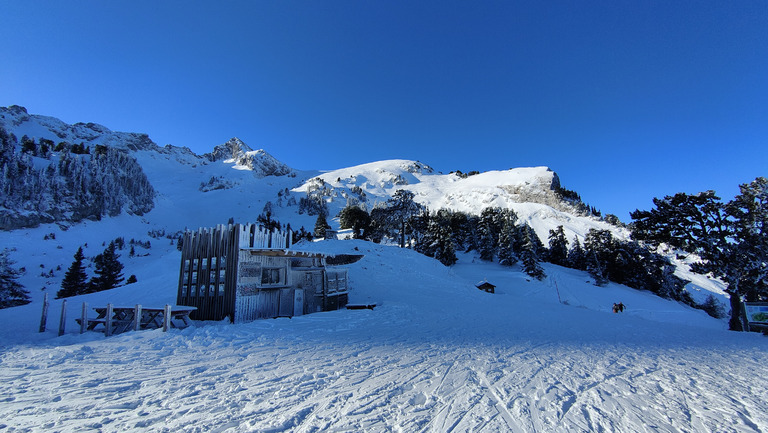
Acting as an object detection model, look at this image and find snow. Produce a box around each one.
[1,107,766,431]
[297,159,627,245]
[1,240,767,432]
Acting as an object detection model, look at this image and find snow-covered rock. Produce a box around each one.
[204,137,293,177]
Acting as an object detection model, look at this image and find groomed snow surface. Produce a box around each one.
[2,239,767,433]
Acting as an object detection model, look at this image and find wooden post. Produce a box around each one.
[58,299,67,336]
[80,302,88,334]
[105,303,113,337]
[39,293,50,333]
[742,301,751,333]
[133,304,142,331]
[163,304,172,332]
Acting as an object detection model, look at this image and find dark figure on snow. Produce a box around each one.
[618,302,625,312]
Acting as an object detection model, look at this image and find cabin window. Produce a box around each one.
[261,268,284,285]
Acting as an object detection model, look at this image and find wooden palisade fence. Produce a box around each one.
[177,224,293,321]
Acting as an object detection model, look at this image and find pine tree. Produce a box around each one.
[433,223,458,266]
[567,236,587,270]
[630,181,768,330]
[547,225,569,266]
[57,246,88,298]
[497,210,518,266]
[584,229,613,286]
[387,189,423,248]
[521,230,546,280]
[339,205,371,239]
[87,242,124,293]
[0,249,30,309]
[478,207,501,261]
[314,214,330,239]
[415,216,458,266]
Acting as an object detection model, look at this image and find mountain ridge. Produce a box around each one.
[0,105,618,244]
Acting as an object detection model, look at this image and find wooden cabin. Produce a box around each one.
[476,281,496,294]
[177,224,349,323]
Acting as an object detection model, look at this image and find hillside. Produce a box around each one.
[0,239,766,432]
[0,105,729,309]
[0,105,765,432]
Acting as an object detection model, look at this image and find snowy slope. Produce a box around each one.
[0,240,766,432]
[3,105,764,431]
[295,159,627,244]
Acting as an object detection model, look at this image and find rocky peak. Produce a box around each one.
[204,137,253,162]
[205,137,293,178]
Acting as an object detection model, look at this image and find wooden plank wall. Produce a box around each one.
[177,224,292,322]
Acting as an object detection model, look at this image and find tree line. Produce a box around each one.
[0,127,155,229]
[631,177,768,331]
[334,190,695,303]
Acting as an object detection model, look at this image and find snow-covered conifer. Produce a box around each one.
[0,249,30,309]
[57,246,88,299]
[547,225,569,266]
[87,242,124,293]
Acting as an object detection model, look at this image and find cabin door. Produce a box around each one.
[293,289,304,316]
[304,271,324,313]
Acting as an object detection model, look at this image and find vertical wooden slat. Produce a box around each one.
[133,304,142,331]
[39,292,49,333]
[80,302,88,334]
[163,304,172,332]
[105,303,113,337]
[58,299,67,337]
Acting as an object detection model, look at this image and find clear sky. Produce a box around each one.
[1,1,766,220]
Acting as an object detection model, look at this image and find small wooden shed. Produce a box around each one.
[177,224,349,323]
[476,281,496,294]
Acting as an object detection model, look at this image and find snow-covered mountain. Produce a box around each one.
[0,105,621,243]
[0,105,715,303]
[2,106,766,432]
[204,137,294,177]
[295,159,624,243]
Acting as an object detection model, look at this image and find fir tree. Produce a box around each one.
[567,236,587,270]
[584,229,613,286]
[521,230,546,280]
[57,246,88,298]
[387,189,423,248]
[547,225,569,266]
[314,214,330,239]
[478,207,502,261]
[415,215,458,266]
[339,205,371,239]
[0,249,30,309]
[497,210,518,266]
[87,242,124,293]
[433,224,458,266]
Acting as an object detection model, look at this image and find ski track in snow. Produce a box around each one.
[1,323,767,433]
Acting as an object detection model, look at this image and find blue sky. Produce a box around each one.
[1,1,766,220]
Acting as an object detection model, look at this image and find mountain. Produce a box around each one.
[2,106,762,432]
[295,159,622,244]
[204,137,294,177]
[0,105,722,306]
[0,105,618,243]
